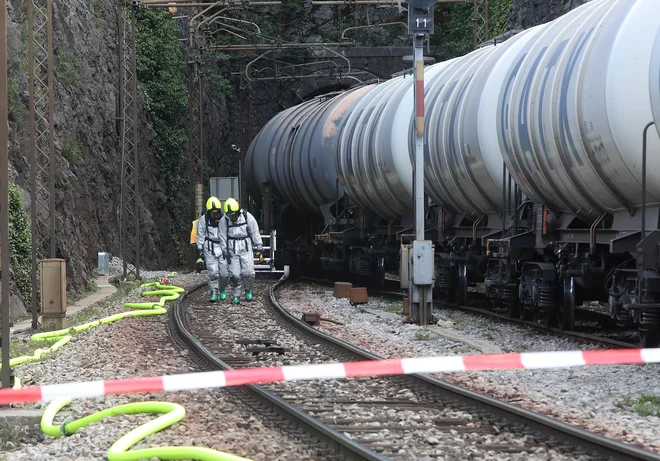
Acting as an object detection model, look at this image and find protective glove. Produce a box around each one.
[195,257,205,273]
[224,252,232,264]
[254,250,264,263]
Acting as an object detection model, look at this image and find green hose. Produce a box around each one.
[9,280,253,461]
[41,398,251,461]
[1,282,183,371]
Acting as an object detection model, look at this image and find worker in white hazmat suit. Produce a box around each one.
[197,197,229,302]
[219,197,263,304]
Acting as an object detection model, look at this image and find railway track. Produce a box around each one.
[171,274,660,461]
[170,277,380,461]
[298,276,641,350]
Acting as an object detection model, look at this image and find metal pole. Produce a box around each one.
[131,4,140,279]
[1,0,11,388]
[120,1,140,280]
[413,35,425,242]
[641,121,655,241]
[28,0,56,329]
[47,0,56,258]
[472,0,489,49]
[118,2,125,271]
[407,0,435,326]
[27,0,38,332]
[411,33,430,323]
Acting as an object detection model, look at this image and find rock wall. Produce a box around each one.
[5,0,194,320]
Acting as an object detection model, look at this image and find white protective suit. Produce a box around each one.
[219,210,263,299]
[196,213,229,294]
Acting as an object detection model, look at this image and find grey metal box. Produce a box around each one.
[412,240,434,285]
[97,252,110,276]
[209,177,240,206]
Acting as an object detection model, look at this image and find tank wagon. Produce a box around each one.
[245,0,660,346]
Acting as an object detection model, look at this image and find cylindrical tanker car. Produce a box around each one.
[245,0,660,346]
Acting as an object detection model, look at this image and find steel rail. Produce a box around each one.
[171,282,387,461]
[275,276,660,460]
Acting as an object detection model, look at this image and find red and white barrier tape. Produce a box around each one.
[2,348,659,405]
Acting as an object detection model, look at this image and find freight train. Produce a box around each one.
[244,0,660,346]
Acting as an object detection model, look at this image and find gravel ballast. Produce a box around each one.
[186,281,601,460]
[5,273,327,461]
[277,280,660,453]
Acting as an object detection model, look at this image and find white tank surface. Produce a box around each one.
[423,35,532,218]
[337,75,415,218]
[649,20,660,151]
[478,25,547,212]
[247,0,660,223]
[497,0,660,221]
[389,61,456,213]
[245,85,375,215]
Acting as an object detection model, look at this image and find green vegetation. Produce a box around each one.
[10,338,40,360]
[616,394,660,418]
[433,0,513,60]
[8,182,32,301]
[90,0,105,27]
[201,67,232,97]
[7,78,25,122]
[384,302,403,315]
[415,331,431,341]
[136,8,190,266]
[204,0,515,103]
[490,0,513,37]
[54,50,82,86]
[60,135,84,165]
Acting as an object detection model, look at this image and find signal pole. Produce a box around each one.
[407,0,437,325]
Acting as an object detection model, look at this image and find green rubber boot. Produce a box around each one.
[246,291,253,301]
[209,293,218,303]
[233,298,240,305]
[220,291,227,301]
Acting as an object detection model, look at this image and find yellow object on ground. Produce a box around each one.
[8,281,253,461]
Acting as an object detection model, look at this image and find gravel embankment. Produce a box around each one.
[5,273,327,461]
[278,281,660,453]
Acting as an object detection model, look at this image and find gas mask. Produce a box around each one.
[227,210,240,223]
[209,209,222,226]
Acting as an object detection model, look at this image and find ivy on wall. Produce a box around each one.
[8,182,32,300]
[135,8,190,265]
[490,0,513,37]
[432,0,513,60]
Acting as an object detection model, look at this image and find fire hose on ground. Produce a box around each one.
[4,281,253,461]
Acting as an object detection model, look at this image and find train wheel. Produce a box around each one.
[640,327,660,348]
[557,277,576,331]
